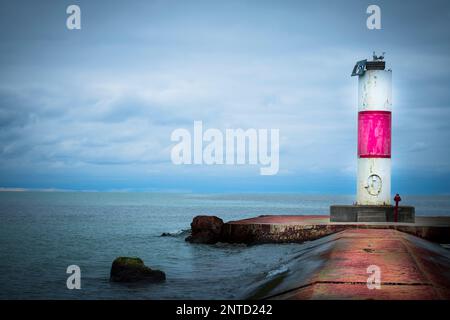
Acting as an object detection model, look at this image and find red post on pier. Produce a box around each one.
[394,193,402,222]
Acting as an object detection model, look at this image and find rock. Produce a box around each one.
[185,215,224,244]
[110,257,166,283]
[160,229,189,237]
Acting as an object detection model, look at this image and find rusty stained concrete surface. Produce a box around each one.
[264,229,450,300]
[220,215,450,299]
[222,215,450,244]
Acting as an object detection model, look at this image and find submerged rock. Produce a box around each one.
[185,215,224,244]
[161,229,189,237]
[110,257,166,283]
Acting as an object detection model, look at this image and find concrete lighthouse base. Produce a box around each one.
[330,205,415,223]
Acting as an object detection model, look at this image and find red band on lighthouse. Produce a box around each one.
[358,111,391,158]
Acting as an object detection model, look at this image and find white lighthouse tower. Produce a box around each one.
[354,53,392,205]
[330,53,414,223]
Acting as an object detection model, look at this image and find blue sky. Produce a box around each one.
[0,0,450,193]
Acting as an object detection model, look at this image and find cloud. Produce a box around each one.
[0,0,450,192]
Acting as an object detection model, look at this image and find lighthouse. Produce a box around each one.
[353,53,391,205]
[330,53,415,223]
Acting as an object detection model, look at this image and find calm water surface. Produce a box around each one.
[0,192,448,299]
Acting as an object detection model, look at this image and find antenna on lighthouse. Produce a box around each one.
[372,51,385,61]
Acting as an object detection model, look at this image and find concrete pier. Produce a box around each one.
[262,229,450,300]
[188,214,450,299]
[221,215,450,244]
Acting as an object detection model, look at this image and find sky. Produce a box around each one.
[0,0,450,194]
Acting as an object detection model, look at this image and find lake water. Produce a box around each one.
[0,192,449,299]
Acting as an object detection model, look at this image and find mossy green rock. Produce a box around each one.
[110,257,166,283]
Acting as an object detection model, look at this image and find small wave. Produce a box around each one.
[160,229,190,237]
[266,264,289,278]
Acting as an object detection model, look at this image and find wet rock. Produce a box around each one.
[110,257,166,283]
[161,229,189,237]
[185,215,224,244]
